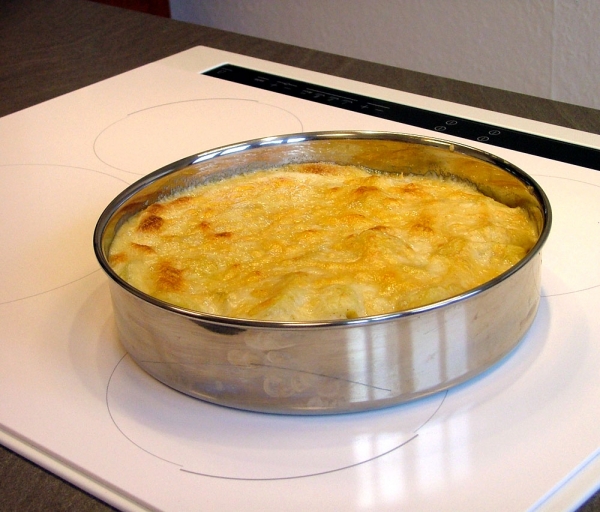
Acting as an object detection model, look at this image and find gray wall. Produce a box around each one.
[170,0,600,110]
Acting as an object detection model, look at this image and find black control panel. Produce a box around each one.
[204,64,600,171]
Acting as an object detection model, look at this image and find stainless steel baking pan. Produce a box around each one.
[94,131,551,414]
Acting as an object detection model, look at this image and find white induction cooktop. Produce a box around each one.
[1,46,600,512]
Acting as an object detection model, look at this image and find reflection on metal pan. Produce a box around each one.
[94,131,551,414]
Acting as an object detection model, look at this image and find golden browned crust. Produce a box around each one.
[109,162,539,321]
[156,262,184,292]
[138,214,164,233]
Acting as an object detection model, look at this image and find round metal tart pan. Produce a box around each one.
[94,131,551,415]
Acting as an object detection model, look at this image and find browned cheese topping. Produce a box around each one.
[108,163,539,321]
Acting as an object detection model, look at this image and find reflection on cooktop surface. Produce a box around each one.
[107,354,445,480]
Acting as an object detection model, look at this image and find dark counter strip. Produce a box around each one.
[204,64,600,171]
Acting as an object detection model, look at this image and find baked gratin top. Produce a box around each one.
[108,162,539,321]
